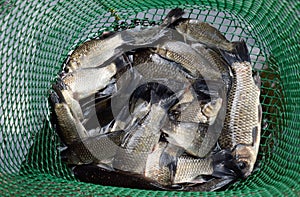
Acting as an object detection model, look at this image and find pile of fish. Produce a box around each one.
[50,8,262,191]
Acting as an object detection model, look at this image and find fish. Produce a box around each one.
[121,8,185,47]
[111,61,189,123]
[219,40,262,178]
[165,86,225,158]
[191,43,233,94]
[66,8,184,72]
[62,130,125,165]
[162,120,207,157]
[62,63,117,100]
[173,155,214,184]
[181,150,243,191]
[202,97,223,125]
[112,90,182,174]
[66,33,124,72]
[144,142,173,185]
[175,19,241,52]
[50,92,88,146]
[132,48,153,66]
[156,146,238,186]
[153,40,222,80]
[111,100,151,132]
[52,83,84,121]
[72,164,169,191]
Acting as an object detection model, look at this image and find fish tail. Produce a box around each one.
[159,89,185,110]
[50,91,60,104]
[162,8,185,27]
[159,143,182,181]
[220,40,250,65]
[212,150,242,179]
[61,147,82,165]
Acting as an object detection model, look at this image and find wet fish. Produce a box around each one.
[181,150,243,191]
[166,90,225,158]
[52,83,84,121]
[72,164,168,191]
[154,40,222,79]
[173,155,214,184]
[51,93,88,146]
[113,91,182,174]
[62,130,125,165]
[162,121,207,157]
[202,98,223,125]
[111,100,151,132]
[111,61,189,122]
[157,147,238,186]
[191,43,232,93]
[219,41,262,178]
[66,8,184,72]
[145,142,173,185]
[62,63,117,100]
[175,19,240,51]
[121,8,184,47]
[66,33,124,72]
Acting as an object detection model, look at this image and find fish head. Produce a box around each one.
[232,144,258,178]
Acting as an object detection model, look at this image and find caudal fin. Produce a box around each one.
[162,8,185,27]
[220,40,251,65]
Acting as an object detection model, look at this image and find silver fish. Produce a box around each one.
[62,63,117,100]
[66,34,125,72]
[175,19,240,52]
[165,96,224,158]
[219,41,262,178]
[111,61,189,122]
[113,91,181,174]
[154,40,222,80]
[66,8,184,72]
[191,43,233,93]
[173,155,214,184]
[64,130,125,165]
[162,121,206,157]
[111,100,151,132]
[53,102,88,146]
[145,142,173,185]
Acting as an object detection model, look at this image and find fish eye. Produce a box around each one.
[238,162,247,170]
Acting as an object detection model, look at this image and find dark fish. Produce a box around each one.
[173,155,214,184]
[52,83,84,121]
[182,150,243,191]
[72,165,168,190]
[175,19,241,52]
[219,40,262,178]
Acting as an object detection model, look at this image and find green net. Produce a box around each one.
[1,0,299,196]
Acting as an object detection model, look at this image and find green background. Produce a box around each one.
[0,0,299,196]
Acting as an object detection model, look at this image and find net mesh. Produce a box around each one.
[1,0,299,196]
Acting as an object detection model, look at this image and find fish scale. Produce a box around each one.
[220,61,260,149]
[174,155,213,184]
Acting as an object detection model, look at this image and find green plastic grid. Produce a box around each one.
[0,0,299,196]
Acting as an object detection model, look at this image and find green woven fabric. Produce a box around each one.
[1,0,299,196]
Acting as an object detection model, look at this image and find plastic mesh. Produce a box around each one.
[1,0,299,196]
